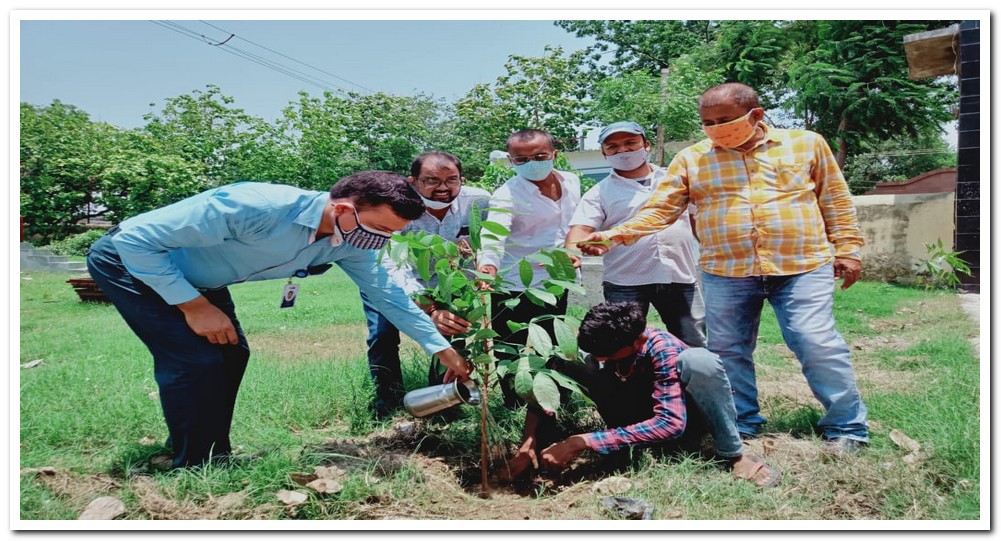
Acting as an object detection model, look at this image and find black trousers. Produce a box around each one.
[87,235,249,468]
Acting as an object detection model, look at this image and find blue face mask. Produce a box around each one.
[514,159,554,182]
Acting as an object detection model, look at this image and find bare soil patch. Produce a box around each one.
[248,324,422,365]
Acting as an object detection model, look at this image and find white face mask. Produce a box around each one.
[419,194,453,210]
[604,148,649,172]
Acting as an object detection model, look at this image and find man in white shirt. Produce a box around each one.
[362,151,491,418]
[477,129,582,407]
[566,121,706,347]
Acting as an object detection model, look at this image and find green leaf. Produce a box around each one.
[389,239,409,266]
[514,361,535,399]
[491,343,518,356]
[472,328,500,341]
[502,297,521,310]
[518,258,534,288]
[479,220,511,237]
[532,372,561,414]
[546,279,585,295]
[537,367,586,395]
[527,323,553,356]
[552,317,578,361]
[435,258,451,278]
[506,320,527,334]
[416,250,431,283]
[468,201,483,251]
[465,304,487,324]
[495,360,511,379]
[525,252,553,266]
[524,288,557,307]
[439,271,453,302]
[545,250,577,281]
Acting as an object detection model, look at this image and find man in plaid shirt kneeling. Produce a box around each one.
[506,301,780,488]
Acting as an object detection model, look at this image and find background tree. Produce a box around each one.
[20,101,117,242]
[142,84,263,185]
[453,46,594,162]
[97,129,207,221]
[555,20,717,76]
[556,20,719,160]
[842,126,957,194]
[710,20,805,110]
[590,53,723,164]
[783,20,957,167]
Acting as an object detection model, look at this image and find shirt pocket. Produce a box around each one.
[775,163,813,192]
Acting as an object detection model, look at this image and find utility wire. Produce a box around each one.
[152,20,348,96]
[199,21,376,94]
[150,20,362,97]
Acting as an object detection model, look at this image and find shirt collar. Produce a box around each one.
[298,193,343,246]
[608,164,663,187]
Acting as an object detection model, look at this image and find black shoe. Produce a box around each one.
[371,399,402,420]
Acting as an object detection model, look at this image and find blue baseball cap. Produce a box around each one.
[598,121,646,144]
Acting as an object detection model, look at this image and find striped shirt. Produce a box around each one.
[605,126,864,277]
[583,328,688,455]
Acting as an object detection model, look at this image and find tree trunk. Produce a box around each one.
[478,292,493,499]
[834,116,849,170]
[654,67,670,165]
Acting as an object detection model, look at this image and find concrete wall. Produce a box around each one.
[853,191,955,282]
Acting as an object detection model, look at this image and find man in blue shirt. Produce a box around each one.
[86,171,473,468]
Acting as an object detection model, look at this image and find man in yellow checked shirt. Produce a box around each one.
[577,82,868,455]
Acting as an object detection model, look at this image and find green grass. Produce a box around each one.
[17,270,982,521]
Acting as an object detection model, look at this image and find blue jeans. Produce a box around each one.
[603,282,707,347]
[701,263,868,441]
[87,235,250,468]
[675,348,744,457]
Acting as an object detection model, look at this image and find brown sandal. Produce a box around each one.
[731,454,781,488]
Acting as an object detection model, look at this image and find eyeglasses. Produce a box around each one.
[508,152,554,166]
[418,177,463,188]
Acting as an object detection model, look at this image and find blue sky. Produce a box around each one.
[18,18,599,129]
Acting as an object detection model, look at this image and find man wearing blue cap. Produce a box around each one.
[566,121,706,347]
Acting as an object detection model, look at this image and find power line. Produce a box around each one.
[151,20,349,96]
[149,21,365,97]
[198,21,376,94]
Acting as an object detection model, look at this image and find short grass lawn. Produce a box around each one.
[17,267,982,522]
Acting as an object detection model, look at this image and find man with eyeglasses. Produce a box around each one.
[477,129,582,407]
[362,151,491,418]
[566,121,706,348]
[86,171,473,468]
